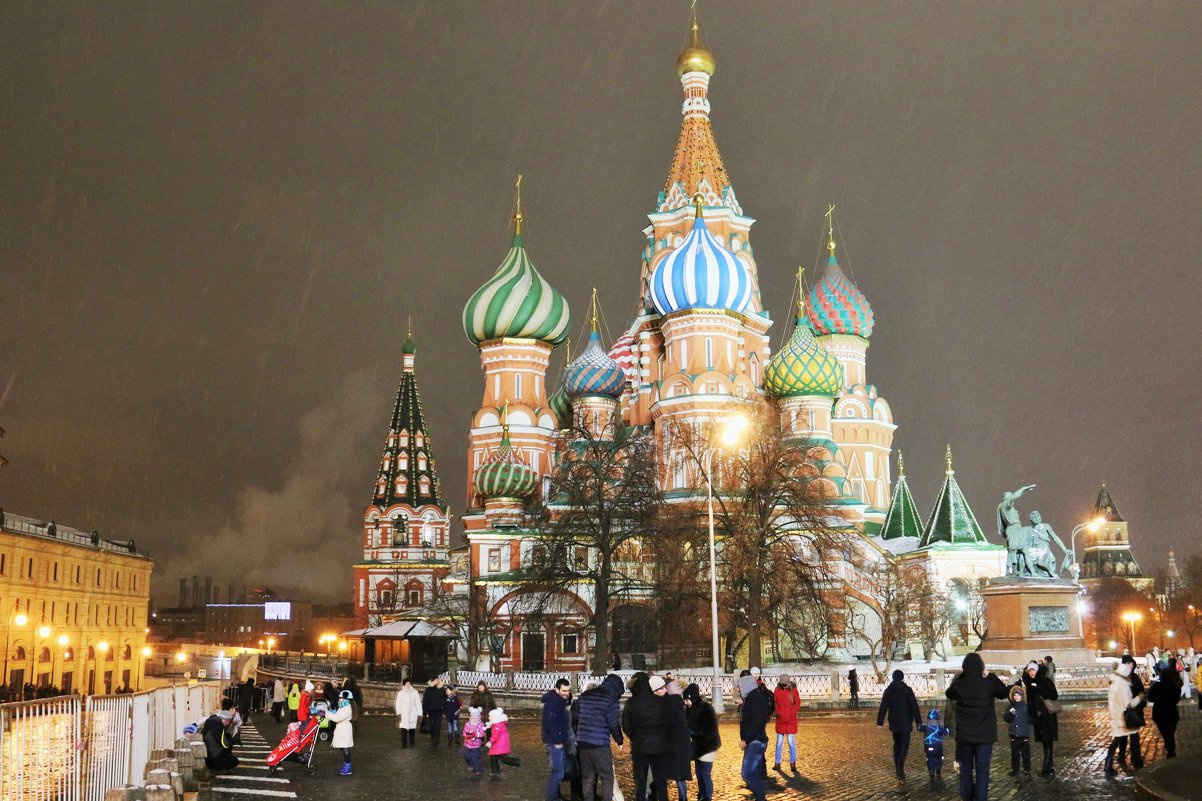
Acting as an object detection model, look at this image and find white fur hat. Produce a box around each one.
[488,707,508,724]
[648,676,667,692]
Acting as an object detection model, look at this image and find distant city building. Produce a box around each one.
[203,593,312,649]
[0,511,152,694]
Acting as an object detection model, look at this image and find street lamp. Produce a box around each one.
[1122,611,1143,655]
[703,413,749,714]
[319,633,336,657]
[1069,517,1106,582]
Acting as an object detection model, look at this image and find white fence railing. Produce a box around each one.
[0,682,221,801]
[440,664,1123,700]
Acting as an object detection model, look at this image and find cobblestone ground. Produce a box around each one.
[210,702,1200,801]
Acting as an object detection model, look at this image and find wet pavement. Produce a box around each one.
[202,702,1200,801]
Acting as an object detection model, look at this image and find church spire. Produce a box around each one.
[919,445,989,547]
[371,328,444,510]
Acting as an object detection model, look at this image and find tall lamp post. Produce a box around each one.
[1069,518,1104,639]
[704,414,748,714]
[1122,611,1143,656]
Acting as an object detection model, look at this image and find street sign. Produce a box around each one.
[198,669,207,678]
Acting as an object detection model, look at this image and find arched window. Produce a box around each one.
[418,454,427,471]
[123,644,132,660]
[39,647,51,663]
[399,453,408,470]
[399,431,409,447]
[415,433,424,448]
[395,476,407,494]
[419,476,431,495]
[14,646,26,662]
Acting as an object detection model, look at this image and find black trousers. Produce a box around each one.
[400,727,416,747]
[633,753,670,801]
[891,731,911,774]
[1107,733,1142,769]
[1008,736,1030,771]
[425,710,443,743]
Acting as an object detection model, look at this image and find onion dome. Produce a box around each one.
[650,197,752,316]
[463,181,570,347]
[807,214,874,338]
[548,383,572,429]
[564,293,626,399]
[765,270,844,398]
[676,10,715,76]
[473,424,538,501]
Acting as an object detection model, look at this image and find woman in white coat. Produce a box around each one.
[395,677,423,749]
[325,690,355,776]
[1104,660,1145,775]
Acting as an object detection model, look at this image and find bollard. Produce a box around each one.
[830,669,841,702]
[146,768,171,787]
[169,771,185,797]
[935,668,946,695]
[144,785,175,801]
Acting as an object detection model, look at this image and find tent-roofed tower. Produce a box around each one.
[1080,483,1150,589]
[355,329,452,628]
[919,447,989,548]
[625,8,772,430]
[878,453,922,547]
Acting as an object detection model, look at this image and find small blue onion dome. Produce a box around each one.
[472,427,538,500]
[564,330,626,399]
[649,200,752,317]
[548,384,572,429]
[765,279,844,398]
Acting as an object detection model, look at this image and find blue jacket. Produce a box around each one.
[574,674,624,748]
[542,688,572,746]
[1003,687,1031,738]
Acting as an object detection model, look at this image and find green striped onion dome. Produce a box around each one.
[472,427,538,500]
[765,313,844,398]
[548,384,572,429]
[463,231,570,347]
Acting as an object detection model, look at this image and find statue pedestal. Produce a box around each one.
[976,578,1095,667]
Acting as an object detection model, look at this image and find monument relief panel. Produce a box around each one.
[1029,606,1069,633]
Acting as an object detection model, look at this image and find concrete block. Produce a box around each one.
[169,771,184,797]
[145,769,170,787]
[144,785,176,801]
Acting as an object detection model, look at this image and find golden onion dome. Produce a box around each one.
[676,19,715,76]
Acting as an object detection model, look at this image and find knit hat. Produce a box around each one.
[682,683,701,705]
[1025,661,1040,673]
[488,707,508,724]
[738,675,759,698]
[304,680,314,692]
[468,706,482,722]
[778,674,792,686]
[750,666,762,677]
[648,676,667,692]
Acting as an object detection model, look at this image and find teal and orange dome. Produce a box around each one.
[766,276,844,398]
[473,427,538,501]
[565,330,626,399]
[807,239,874,339]
[463,210,570,347]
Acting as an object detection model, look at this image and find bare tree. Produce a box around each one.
[914,579,955,661]
[661,400,845,670]
[844,561,921,681]
[523,414,664,674]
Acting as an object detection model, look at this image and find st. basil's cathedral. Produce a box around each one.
[348,12,1145,672]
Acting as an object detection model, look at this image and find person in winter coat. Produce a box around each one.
[945,651,1008,801]
[622,674,671,801]
[462,706,487,775]
[1105,659,1146,775]
[344,677,364,713]
[322,690,355,776]
[773,675,801,771]
[683,683,720,801]
[271,678,286,723]
[423,677,446,745]
[542,679,573,801]
[1020,661,1060,777]
[665,690,693,801]
[202,700,240,771]
[471,681,498,715]
[1149,659,1183,758]
[395,678,422,748]
[738,674,772,801]
[1002,683,1031,776]
[877,669,923,781]
[919,708,950,780]
[1113,653,1146,766]
[297,681,313,724]
[445,686,464,745]
[573,673,625,801]
[486,707,522,777]
[286,682,301,722]
[848,669,860,709]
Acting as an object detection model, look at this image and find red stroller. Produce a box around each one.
[266,717,321,775]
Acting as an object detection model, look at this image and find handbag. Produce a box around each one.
[1043,698,1062,714]
[1123,706,1145,729]
[419,716,430,734]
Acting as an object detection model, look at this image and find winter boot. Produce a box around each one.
[790,762,797,773]
[339,763,353,776]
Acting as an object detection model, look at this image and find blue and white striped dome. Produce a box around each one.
[564,330,626,399]
[650,211,752,316]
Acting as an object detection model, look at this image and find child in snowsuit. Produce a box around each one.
[444,686,463,745]
[1003,684,1032,776]
[920,707,950,779]
[462,706,486,775]
[485,707,522,778]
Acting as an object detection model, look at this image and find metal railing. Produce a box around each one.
[0,682,220,801]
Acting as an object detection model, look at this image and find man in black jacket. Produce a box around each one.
[423,677,445,745]
[738,675,772,801]
[877,669,923,780]
[622,674,670,801]
[542,679,573,801]
[945,652,1008,801]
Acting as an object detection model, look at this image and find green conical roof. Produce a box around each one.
[919,447,988,547]
[880,456,922,540]
[369,336,444,510]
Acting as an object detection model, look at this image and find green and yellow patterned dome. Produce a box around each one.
[765,275,844,398]
[472,425,538,501]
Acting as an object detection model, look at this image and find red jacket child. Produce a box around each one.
[774,678,801,735]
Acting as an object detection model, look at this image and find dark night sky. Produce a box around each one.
[2,2,1199,605]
